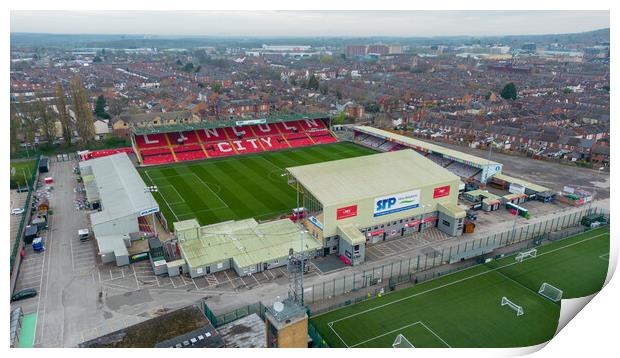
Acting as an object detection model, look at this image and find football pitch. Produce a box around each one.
[310,227,610,348]
[139,142,377,228]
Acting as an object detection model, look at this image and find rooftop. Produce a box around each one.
[354,126,502,168]
[287,150,459,206]
[177,218,322,270]
[79,153,158,227]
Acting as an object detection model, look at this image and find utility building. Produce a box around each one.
[286,150,466,264]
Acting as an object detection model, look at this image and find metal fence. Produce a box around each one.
[304,206,607,305]
[202,301,266,328]
[10,156,40,274]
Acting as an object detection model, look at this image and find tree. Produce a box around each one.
[212,83,222,94]
[563,87,573,94]
[94,95,110,119]
[70,74,96,144]
[10,105,21,153]
[108,97,127,116]
[364,103,381,113]
[500,83,517,100]
[332,111,347,125]
[92,56,102,63]
[35,91,57,144]
[307,74,319,91]
[18,100,38,148]
[55,82,72,146]
[182,62,194,73]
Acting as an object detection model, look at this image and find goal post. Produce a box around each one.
[539,282,563,302]
[501,296,524,316]
[393,334,415,348]
[515,248,537,262]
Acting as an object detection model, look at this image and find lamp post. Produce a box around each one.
[144,185,158,237]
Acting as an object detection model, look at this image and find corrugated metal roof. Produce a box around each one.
[287,150,459,206]
[354,126,502,168]
[438,203,466,218]
[493,173,550,193]
[178,218,321,270]
[79,153,159,226]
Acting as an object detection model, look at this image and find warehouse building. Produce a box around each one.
[175,217,321,278]
[286,150,466,264]
[79,153,159,266]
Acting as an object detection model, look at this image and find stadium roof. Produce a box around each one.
[178,218,321,270]
[79,153,159,226]
[287,150,459,206]
[353,126,502,168]
[132,111,329,135]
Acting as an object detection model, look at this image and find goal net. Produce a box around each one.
[515,248,537,262]
[393,334,415,348]
[539,282,563,302]
[501,296,524,316]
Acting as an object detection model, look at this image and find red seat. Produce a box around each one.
[298,118,327,131]
[197,128,227,143]
[203,141,236,158]
[285,133,314,147]
[230,138,264,154]
[135,133,167,148]
[224,126,254,140]
[276,121,301,134]
[168,131,199,145]
[260,135,290,150]
[249,123,280,136]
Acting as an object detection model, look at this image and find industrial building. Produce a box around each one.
[175,217,321,278]
[286,150,466,265]
[79,153,159,266]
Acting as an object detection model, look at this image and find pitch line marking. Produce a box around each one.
[325,232,608,326]
[144,170,179,222]
[599,253,610,261]
[157,185,185,205]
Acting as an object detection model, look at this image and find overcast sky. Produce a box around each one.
[10,11,610,37]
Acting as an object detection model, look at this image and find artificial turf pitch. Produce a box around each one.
[310,227,610,348]
[139,142,377,228]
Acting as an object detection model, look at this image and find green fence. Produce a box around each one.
[10,156,40,275]
[308,321,329,348]
[202,301,266,328]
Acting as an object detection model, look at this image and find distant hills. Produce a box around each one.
[10,28,609,50]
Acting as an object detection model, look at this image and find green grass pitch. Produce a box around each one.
[139,142,377,228]
[310,227,609,348]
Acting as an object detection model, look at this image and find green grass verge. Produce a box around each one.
[139,142,377,229]
[310,227,609,348]
[10,160,36,188]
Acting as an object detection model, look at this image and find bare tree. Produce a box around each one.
[55,82,72,145]
[18,100,38,148]
[10,103,21,153]
[70,74,96,143]
[35,91,57,144]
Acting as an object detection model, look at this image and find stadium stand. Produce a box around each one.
[446,161,481,179]
[79,147,135,161]
[133,118,337,165]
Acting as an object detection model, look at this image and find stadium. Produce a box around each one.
[72,113,610,348]
[78,113,566,273]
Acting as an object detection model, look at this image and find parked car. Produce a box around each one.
[11,208,25,215]
[11,288,37,302]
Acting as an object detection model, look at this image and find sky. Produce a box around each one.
[10,11,610,37]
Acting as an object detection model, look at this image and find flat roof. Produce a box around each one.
[338,224,366,245]
[438,202,466,218]
[178,218,322,270]
[354,126,502,168]
[79,153,159,226]
[287,150,459,206]
[218,313,266,348]
[492,173,550,193]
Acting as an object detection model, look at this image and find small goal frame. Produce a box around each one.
[501,296,524,316]
[538,282,563,302]
[392,334,415,348]
[515,248,538,262]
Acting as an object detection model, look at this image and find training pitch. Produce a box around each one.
[139,142,377,228]
[310,227,609,348]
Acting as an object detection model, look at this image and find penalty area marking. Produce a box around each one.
[599,253,610,261]
[337,321,451,348]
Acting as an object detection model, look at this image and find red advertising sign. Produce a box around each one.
[336,205,358,220]
[422,216,437,223]
[368,229,385,237]
[433,185,451,199]
[405,220,421,228]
